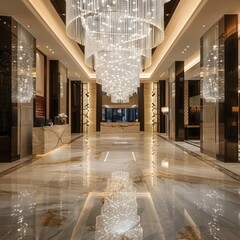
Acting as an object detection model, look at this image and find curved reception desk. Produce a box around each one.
[32,125,71,155]
[100,122,140,133]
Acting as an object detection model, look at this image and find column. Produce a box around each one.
[169,61,185,141]
[71,81,83,133]
[138,83,145,131]
[49,60,68,124]
[159,80,166,133]
[144,83,153,132]
[200,14,238,162]
[88,83,97,133]
[0,17,35,162]
[96,83,102,131]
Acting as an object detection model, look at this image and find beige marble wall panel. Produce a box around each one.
[88,83,97,133]
[184,80,189,125]
[202,103,216,158]
[32,125,71,154]
[153,83,158,132]
[32,128,44,154]
[100,122,140,133]
[144,83,153,132]
[83,83,88,133]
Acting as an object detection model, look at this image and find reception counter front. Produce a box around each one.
[100,122,140,133]
[32,125,71,155]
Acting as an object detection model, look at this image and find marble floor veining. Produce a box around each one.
[0,133,239,240]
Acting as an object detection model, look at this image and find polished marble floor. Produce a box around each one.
[0,133,239,240]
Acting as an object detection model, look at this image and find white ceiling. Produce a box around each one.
[0,0,239,82]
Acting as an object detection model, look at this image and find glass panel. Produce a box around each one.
[103,108,138,122]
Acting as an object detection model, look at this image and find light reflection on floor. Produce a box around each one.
[0,133,239,240]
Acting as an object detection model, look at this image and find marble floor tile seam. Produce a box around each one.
[70,134,84,143]
[157,134,240,182]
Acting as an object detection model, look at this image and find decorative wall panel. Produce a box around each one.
[71,81,83,133]
[138,83,144,131]
[144,83,153,132]
[158,80,166,133]
[88,83,96,133]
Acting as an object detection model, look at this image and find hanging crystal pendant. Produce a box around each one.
[66,0,166,102]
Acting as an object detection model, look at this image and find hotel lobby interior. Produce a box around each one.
[0,0,240,239]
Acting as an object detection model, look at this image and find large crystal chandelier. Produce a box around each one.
[66,0,167,102]
[95,171,142,239]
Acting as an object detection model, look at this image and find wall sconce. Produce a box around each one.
[161,107,169,115]
[161,159,169,168]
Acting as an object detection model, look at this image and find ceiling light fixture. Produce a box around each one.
[66,0,169,102]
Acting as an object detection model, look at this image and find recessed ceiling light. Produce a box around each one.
[202,24,206,28]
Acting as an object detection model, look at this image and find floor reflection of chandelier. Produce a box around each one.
[66,0,167,102]
[95,171,142,240]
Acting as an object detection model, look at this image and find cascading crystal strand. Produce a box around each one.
[66,0,165,48]
[84,11,152,69]
[66,0,165,68]
[96,50,141,102]
[66,0,167,103]
[95,171,142,239]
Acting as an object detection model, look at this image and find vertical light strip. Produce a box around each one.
[132,152,136,161]
[103,151,110,162]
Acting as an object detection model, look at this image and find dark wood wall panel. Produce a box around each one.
[220,15,238,162]
[49,60,59,122]
[35,95,46,117]
[0,16,12,162]
[71,81,83,133]
[159,80,166,133]
[175,61,185,141]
